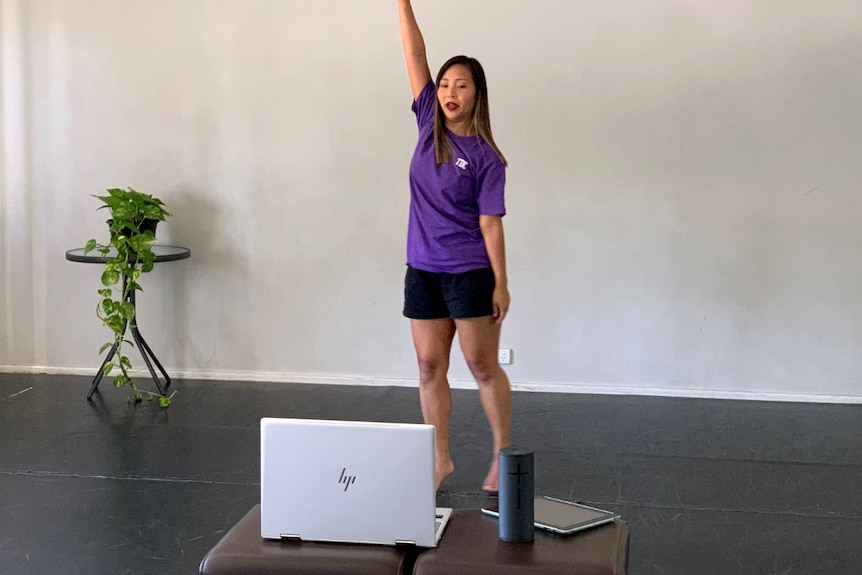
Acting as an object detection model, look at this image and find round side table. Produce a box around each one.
[66,245,191,400]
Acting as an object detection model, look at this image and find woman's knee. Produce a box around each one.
[417,355,449,384]
[465,355,501,384]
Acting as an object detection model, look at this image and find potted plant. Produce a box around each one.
[84,187,176,407]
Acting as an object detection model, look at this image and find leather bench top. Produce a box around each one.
[200,506,628,575]
[199,505,410,575]
[413,509,629,575]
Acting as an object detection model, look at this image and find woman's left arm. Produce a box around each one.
[479,215,510,324]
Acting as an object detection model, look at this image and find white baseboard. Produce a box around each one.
[1,365,860,404]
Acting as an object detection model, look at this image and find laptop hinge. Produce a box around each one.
[280,534,302,543]
[395,539,417,546]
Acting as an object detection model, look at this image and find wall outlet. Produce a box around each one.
[498,348,512,365]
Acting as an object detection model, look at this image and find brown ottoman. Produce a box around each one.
[413,509,629,575]
[199,505,413,575]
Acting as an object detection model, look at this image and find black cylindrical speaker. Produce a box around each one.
[498,446,535,542]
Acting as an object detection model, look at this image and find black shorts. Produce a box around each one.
[403,265,495,320]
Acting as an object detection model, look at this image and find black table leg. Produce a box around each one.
[128,288,171,395]
[86,342,118,399]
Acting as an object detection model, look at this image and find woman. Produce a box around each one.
[398,0,512,493]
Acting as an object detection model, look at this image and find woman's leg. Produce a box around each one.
[454,316,512,492]
[411,318,457,490]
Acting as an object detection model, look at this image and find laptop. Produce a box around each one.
[260,417,452,547]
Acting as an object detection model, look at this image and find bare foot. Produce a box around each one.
[482,458,499,493]
[436,457,455,490]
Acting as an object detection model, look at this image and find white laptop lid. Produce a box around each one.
[261,417,447,547]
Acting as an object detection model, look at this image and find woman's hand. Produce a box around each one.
[492,284,510,324]
[479,215,509,324]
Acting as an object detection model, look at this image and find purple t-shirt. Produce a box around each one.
[406,81,506,274]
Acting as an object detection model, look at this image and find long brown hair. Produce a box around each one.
[433,56,508,167]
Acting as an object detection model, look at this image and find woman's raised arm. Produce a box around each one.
[398,0,432,100]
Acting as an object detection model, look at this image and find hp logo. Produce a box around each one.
[338,468,357,492]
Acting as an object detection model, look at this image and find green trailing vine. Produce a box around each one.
[84,188,176,407]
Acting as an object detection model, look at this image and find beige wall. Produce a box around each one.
[2,0,861,401]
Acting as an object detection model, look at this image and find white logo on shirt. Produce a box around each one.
[455,158,469,170]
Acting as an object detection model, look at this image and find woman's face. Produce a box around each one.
[437,64,477,128]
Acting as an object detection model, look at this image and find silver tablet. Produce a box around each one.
[481,496,620,535]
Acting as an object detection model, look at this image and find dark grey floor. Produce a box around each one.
[0,374,859,575]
